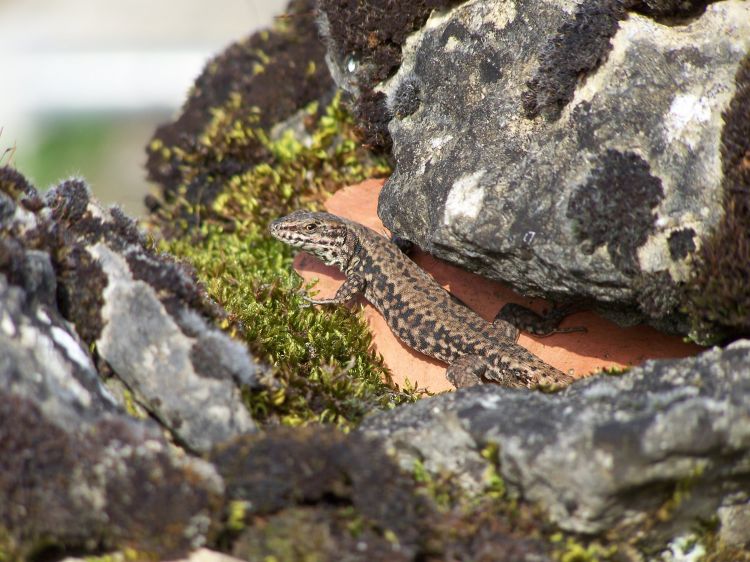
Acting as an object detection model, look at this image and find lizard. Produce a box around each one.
[269,210,577,389]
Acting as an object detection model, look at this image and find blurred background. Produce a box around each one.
[0,0,288,216]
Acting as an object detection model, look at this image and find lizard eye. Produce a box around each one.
[305,223,317,231]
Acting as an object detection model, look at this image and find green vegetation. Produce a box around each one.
[550,534,618,562]
[480,442,506,500]
[656,464,706,522]
[600,365,630,376]
[82,550,154,562]
[157,94,418,427]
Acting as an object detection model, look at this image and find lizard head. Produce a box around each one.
[269,211,355,268]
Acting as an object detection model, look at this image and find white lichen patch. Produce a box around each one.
[430,135,454,150]
[50,325,95,371]
[19,322,93,409]
[35,308,51,325]
[660,533,706,562]
[637,215,703,281]
[1,312,16,336]
[444,35,461,52]
[664,93,713,151]
[443,170,487,225]
[467,0,516,34]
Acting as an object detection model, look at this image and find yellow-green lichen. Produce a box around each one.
[83,549,156,562]
[227,500,250,533]
[411,459,454,510]
[600,365,630,376]
[157,93,415,427]
[656,463,706,522]
[551,534,618,562]
[0,526,12,562]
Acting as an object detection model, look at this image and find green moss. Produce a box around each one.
[656,463,706,522]
[227,500,250,533]
[411,459,454,510]
[550,534,618,562]
[480,442,506,500]
[233,508,335,562]
[158,93,416,427]
[0,527,12,562]
[600,365,630,376]
[83,550,156,562]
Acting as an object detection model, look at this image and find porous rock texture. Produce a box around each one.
[0,167,260,453]
[212,426,555,561]
[319,0,750,335]
[0,171,225,559]
[361,340,750,544]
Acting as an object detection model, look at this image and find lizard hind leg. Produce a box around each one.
[446,355,490,388]
[495,302,587,337]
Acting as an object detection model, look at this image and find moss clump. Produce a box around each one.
[82,550,156,562]
[158,94,416,427]
[686,54,750,343]
[146,0,332,213]
[316,0,465,151]
[550,534,618,562]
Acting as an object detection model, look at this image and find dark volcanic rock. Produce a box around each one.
[365,0,750,334]
[360,341,750,543]
[1,168,260,453]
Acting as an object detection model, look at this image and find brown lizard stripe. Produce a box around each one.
[270,211,574,389]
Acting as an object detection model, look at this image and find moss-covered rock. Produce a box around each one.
[211,425,559,561]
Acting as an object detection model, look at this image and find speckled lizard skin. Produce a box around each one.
[270,211,575,389]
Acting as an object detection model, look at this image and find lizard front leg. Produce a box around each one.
[304,274,366,305]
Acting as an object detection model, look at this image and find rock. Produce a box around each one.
[211,425,554,562]
[316,0,465,151]
[210,427,430,560]
[0,256,224,559]
[717,502,750,548]
[360,340,750,543]
[330,0,750,334]
[61,549,249,562]
[1,167,261,453]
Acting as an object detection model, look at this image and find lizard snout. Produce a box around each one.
[268,219,283,238]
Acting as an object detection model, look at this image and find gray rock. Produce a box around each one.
[360,340,750,541]
[717,502,750,548]
[372,0,750,332]
[44,178,262,452]
[0,274,225,560]
[92,242,258,452]
[1,169,262,453]
[0,274,117,423]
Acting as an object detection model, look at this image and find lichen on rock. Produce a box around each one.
[0,180,226,558]
[361,0,750,337]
